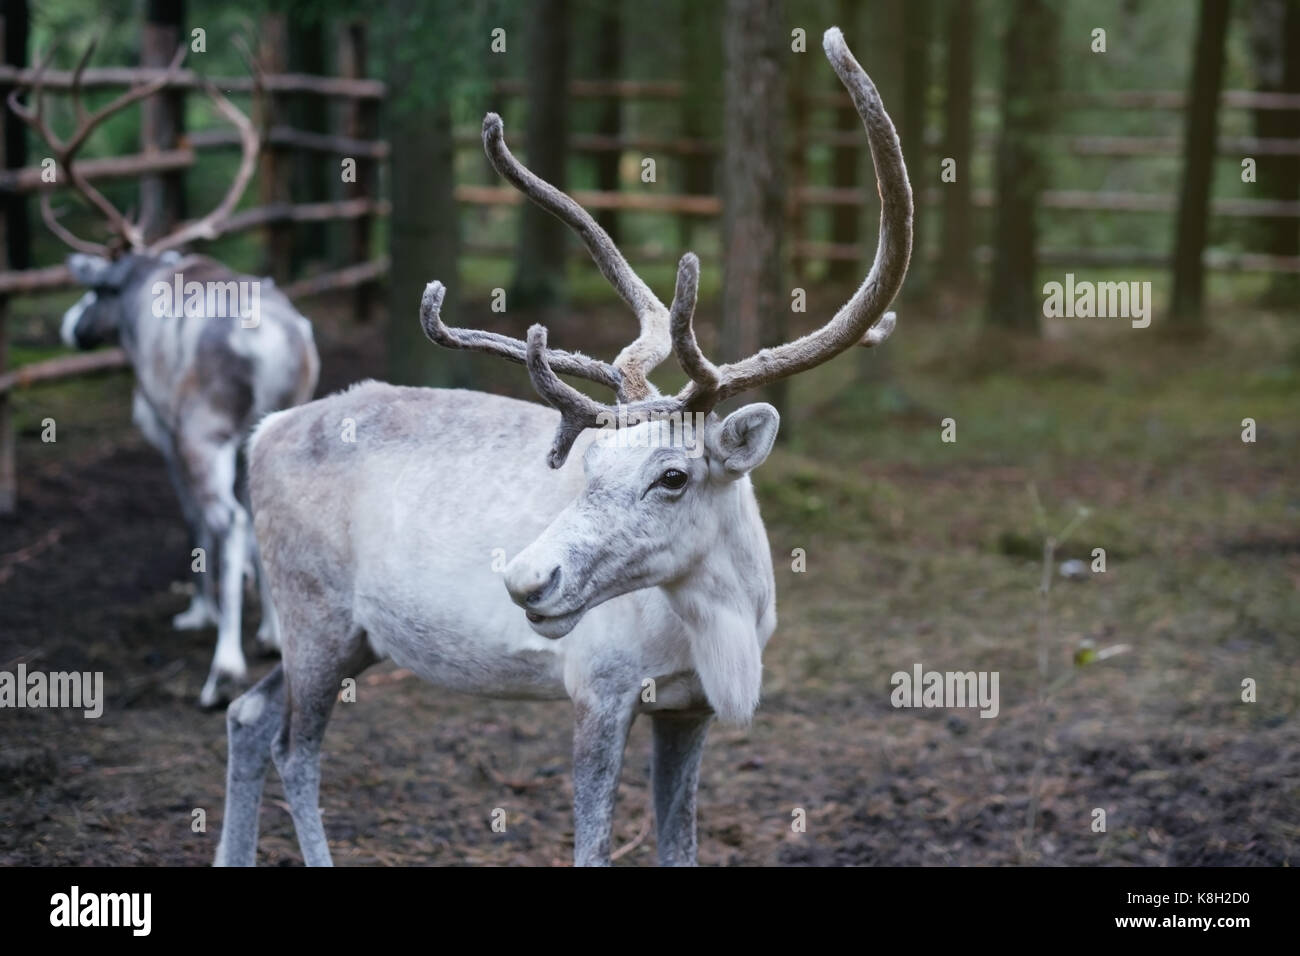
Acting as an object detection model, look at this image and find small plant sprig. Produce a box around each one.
[1020,484,1129,861]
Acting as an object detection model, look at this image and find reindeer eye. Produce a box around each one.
[658,468,688,491]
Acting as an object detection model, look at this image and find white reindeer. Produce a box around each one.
[10,45,320,707]
[216,27,910,866]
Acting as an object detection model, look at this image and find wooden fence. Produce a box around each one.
[2,66,1296,515]
[0,28,387,514]
[455,81,1300,275]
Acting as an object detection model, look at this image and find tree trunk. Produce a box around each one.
[2,0,28,272]
[986,0,1058,333]
[678,0,720,250]
[1170,0,1231,332]
[940,0,975,288]
[592,1,621,244]
[386,0,464,386]
[1248,0,1300,304]
[511,0,569,308]
[289,17,330,271]
[900,0,931,291]
[827,0,862,282]
[722,0,785,418]
[788,30,808,285]
[140,0,185,244]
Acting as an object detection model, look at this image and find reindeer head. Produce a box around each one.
[60,253,136,348]
[422,27,912,642]
[500,406,779,638]
[60,251,198,348]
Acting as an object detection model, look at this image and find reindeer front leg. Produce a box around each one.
[571,680,637,866]
[650,710,712,866]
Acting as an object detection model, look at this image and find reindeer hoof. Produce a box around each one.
[173,602,215,631]
[200,651,249,709]
[255,627,282,658]
[199,670,247,710]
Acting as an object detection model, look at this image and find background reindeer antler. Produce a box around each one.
[8,40,260,259]
[8,40,186,255]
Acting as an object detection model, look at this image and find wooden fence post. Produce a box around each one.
[140,0,186,242]
[338,21,376,322]
[258,13,293,283]
[289,19,330,271]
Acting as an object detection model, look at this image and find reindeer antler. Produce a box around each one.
[480,114,673,400]
[418,112,675,407]
[423,27,912,469]
[8,41,187,255]
[659,28,911,410]
[147,76,259,254]
[419,281,624,395]
[8,41,261,258]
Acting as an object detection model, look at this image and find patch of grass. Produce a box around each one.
[752,299,1300,760]
[7,344,67,367]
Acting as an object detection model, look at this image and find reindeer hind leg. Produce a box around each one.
[184,434,249,708]
[271,620,377,867]
[249,534,282,655]
[133,389,216,632]
[214,664,285,866]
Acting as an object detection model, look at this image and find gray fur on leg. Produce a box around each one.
[650,710,711,866]
[215,665,286,866]
[571,677,638,867]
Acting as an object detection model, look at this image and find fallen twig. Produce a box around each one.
[611,813,652,861]
[0,527,64,585]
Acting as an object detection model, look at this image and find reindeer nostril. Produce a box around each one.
[525,566,561,606]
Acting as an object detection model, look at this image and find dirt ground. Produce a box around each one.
[1,292,1297,866]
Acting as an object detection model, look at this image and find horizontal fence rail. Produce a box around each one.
[188,126,391,159]
[0,348,130,395]
[0,65,384,98]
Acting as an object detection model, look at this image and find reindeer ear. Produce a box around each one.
[708,403,780,479]
[66,253,113,287]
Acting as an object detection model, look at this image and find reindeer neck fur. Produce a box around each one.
[660,474,776,724]
[115,254,205,354]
